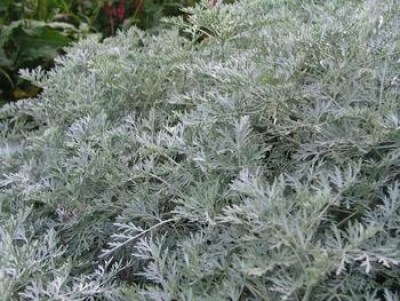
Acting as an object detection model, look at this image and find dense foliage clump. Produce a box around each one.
[1,0,400,300]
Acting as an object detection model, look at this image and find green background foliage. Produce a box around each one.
[1,0,400,300]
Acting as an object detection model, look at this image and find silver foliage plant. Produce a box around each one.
[1,0,400,300]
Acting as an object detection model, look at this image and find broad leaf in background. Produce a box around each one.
[0,19,79,103]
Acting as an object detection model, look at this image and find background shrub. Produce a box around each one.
[1,0,400,300]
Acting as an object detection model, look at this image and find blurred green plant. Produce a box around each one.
[0,0,92,103]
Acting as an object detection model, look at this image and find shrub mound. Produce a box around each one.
[2,0,400,300]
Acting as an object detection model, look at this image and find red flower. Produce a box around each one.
[104,0,125,20]
[117,0,125,20]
